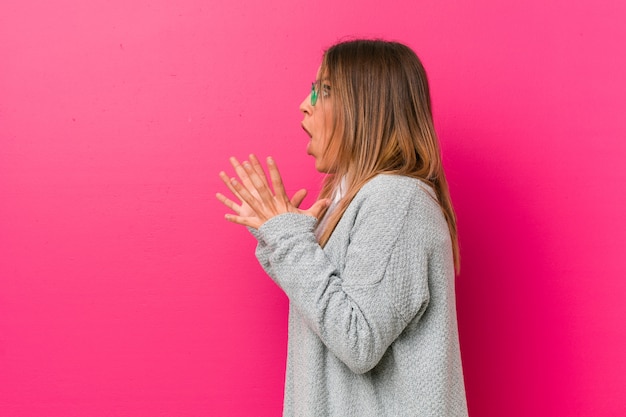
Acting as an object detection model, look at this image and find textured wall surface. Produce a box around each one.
[1,0,625,415]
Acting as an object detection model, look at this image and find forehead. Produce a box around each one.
[315,66,331,83]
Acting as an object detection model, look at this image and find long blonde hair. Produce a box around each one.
[316,39,460,273]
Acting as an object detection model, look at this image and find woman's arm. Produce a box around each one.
[217,156,435,373]
[247,227,275,278]
[257,180,434,374]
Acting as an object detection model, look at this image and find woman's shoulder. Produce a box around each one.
[344,174,442,228]
[343,174,448,243]
[358,174,437,205]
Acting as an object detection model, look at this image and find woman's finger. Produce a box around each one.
[219,170,243,201]
[231,156,273,210]
[291,189,308,208]
[230,156,270,207]
[304,198,331,220]
[215,192,241,214]
[243,160,276,209]
[229,156,258,195]
[224,213,261,229]
[229,177,266,218]
[249,154,270,188]
[267,157,289,205]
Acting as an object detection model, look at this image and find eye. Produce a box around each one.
[321,84,331,98]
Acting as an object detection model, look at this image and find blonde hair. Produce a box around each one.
[316,39,460,273]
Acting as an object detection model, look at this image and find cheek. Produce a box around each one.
[323,106,337,140]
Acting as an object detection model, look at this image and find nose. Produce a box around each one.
[299,94,312,115]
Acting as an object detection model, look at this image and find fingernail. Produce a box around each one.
[267,156,274,164]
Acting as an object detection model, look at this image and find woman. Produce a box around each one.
[216,39,468,417]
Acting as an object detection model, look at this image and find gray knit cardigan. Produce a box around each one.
[252,174,468,417]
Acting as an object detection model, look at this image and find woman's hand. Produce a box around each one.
[216,154,330,229]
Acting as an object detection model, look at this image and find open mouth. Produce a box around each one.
[301,124,312,138]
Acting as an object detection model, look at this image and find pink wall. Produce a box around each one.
[1,0,625,415]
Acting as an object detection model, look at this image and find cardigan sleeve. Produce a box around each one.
[257,180,434,374]
[248,227,275,278]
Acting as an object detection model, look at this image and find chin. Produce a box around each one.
[315,163,331,174]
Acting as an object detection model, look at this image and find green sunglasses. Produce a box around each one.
[310,81,331,106]
[310,82,319,106]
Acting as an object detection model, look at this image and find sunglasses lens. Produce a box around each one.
[311,83,318,106]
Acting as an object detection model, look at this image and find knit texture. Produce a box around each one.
[252,175,468,417]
